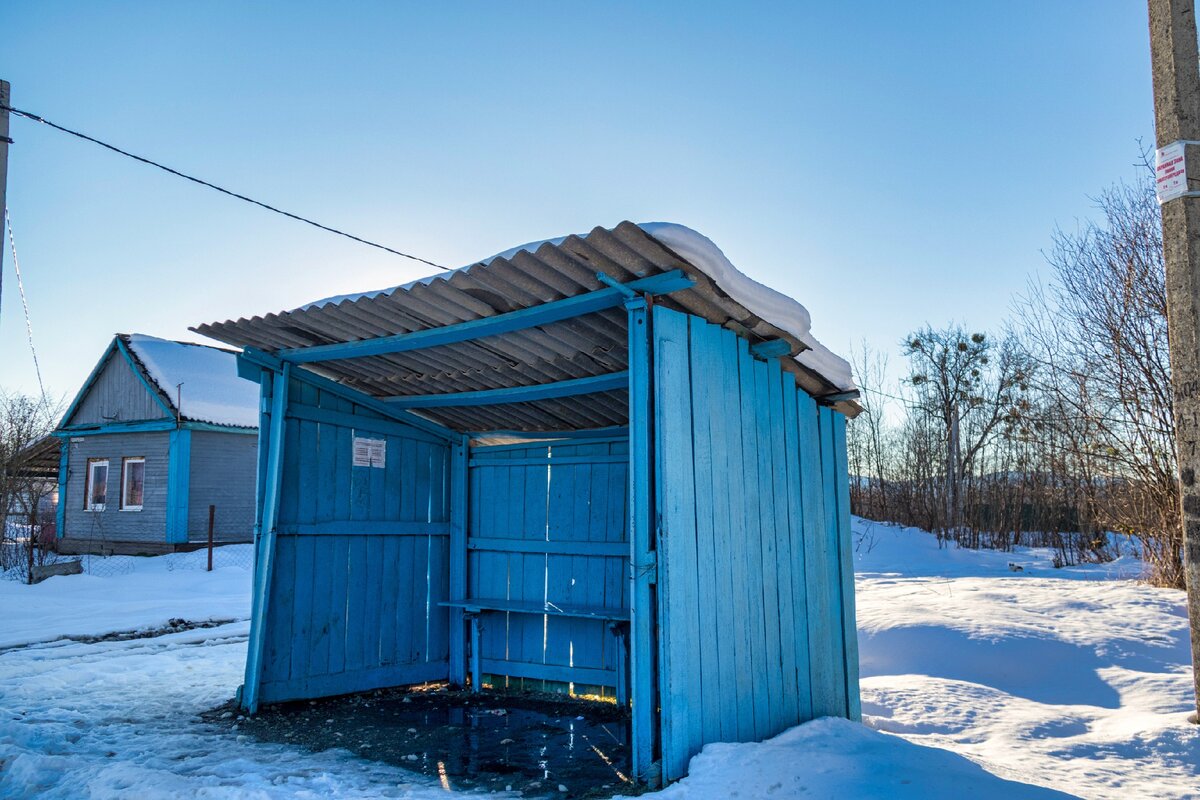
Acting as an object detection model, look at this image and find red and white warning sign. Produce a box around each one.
[1156,141,1189,203]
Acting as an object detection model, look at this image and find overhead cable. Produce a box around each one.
[0,103,449,271]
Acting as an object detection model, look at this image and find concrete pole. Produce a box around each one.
[0,80,11,293]
[1148,0,1200,723]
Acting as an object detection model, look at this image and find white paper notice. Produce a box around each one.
[352,436,386,468]
[1156,141,1188,203]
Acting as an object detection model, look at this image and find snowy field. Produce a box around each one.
[0,525,1196,798]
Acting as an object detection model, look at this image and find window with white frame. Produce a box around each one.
[86,459,109,511]
[122,457,145,511]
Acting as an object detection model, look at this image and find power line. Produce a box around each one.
[5,208,46,401]
[0,103,450,272]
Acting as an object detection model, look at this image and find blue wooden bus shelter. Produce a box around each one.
[194,221,861,784]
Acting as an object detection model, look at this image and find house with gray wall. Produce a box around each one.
[53,334,259,555]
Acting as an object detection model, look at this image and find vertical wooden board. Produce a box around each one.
[737,341,773,740]
[684,315,721,745]
[363,534,385,668]
[379,534,400,664]
[342,535,367,672]
[656,309,701,778]
[782,382,812,721]
[307,535,333,677]
[316,418,338,525]
[431,444,450,522]
[409,533,431,662]
[383,436,402,522]
[399,438,418,522]
[412,441,432,523]
[818,407,848,715]
[428,534,450,662]
[395,534,417,663]
[327,536,350,675]
[704,321,741,743]
[798,391,836,717]
[746,351,782,737]
[297,420,319,525]
[717,326,754,741]
[831,412,861,719]
[264,534,295,685]
[334,425,353,522]
[502,457,529,666]
[279,417,301,526]
[520,457,548,666]
[544,456,575,668]
[769,365,803,726]
[286,537,314,684]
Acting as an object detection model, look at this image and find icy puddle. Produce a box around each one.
[226,687,637,798]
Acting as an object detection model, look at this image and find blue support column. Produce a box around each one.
[242,364,290,713]
[165,428,192,543]
[449,436,469,687]
[55,441,68,539]
[627,296,657,782]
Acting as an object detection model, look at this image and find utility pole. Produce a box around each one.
[1148,0,1200,724]
[0,80,11,296]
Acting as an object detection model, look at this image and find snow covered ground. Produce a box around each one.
[0,524,1196,798]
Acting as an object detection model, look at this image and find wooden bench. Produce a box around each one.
[439,599,631,702]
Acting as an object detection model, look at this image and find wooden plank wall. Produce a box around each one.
[653,308,860,781]
[259,376,452,703]
[468,438,629,688]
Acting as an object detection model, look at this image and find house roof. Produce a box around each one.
[122,335,260,428]
[193,221,858,433]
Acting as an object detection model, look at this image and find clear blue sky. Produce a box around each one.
[0,2,1153,403]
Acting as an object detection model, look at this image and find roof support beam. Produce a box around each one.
[382,371,628,409]
[276,270,695,365]
[749,338,792,360]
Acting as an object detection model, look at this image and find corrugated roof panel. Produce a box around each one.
[193,222,858,431]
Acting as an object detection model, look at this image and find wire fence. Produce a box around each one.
[0,517,254,582]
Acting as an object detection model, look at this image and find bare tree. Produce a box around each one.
[0,390,62,578]
[1017,174,1181,585]
[903,326,1030,539]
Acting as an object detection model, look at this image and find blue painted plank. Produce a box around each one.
[684,315,722,746]
[628,299,656,781]
[327,535,349,675]
[285,534,312,686]
[819,406,848,716]
[377,534,398,665]
[165,428,191,543]
[654,307,700,781]
[832,412,862,720]
[345,535,369,672]
[753,352,782,743]
[798,391,836,718]
[770,363,804,727]
[279,270,694,364]
[734,335,772,738]
[783,381,814,722]
[308,534,333,677]
[449,439,468,685]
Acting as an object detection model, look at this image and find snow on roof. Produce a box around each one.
[125,334,260,428]
[300,222,854,392]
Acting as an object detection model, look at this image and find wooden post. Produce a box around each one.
[1148,0,1200,723]
[448,437,469,686]
[26,504,35,586]
[627,294,658,783]
[207,504,215,572]
[242,364,290,713]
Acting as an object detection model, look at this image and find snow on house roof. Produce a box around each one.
[124,334,259,428]
[298,222,854,392]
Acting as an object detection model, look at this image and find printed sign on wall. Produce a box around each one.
[352,436,387,468]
